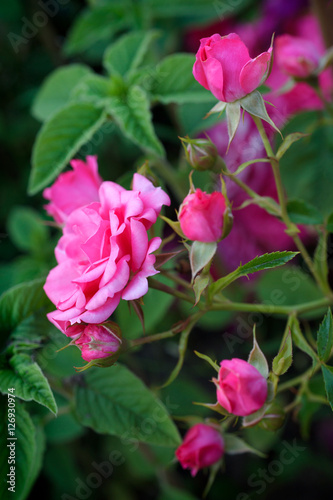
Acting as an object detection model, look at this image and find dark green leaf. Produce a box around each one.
[317,308,333,363]
[29,103,107,194]
[64,4,131,55]
[0,353,57,414]
[321,364,333,410]
[71,74,117,106]
[224,434,266,457]
[0,278,49,331]
[0,400,45,500]
[31,64,92,122]
[103,30,159,78]
[7,207,49,254]
[107,86,164,156]
[74,364,180,446]
[287,199,323,225]
[151,54,215,104]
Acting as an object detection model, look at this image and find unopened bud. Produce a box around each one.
[73,321,122,363]
[180,136,219,172]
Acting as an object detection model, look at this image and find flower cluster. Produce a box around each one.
[43,157,170,360]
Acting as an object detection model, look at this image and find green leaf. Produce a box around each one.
[0,278,49,331]
[232,158,270,176]
[209,251,298,297]
[248,326,269,378]
[272,329,293,375]
[0,400,45,500]
[194,350,219,372]
[224,434,266,458]
[151,54,215,104]
[190,241,217,281]
[317,308,333,363]
[280,112,333,216]
[290,316,317,368]
[107,86,164,156]
[276,132,308,160]
[240,91,281,135]
[103,30,159,78]
[71,74,117,106]
[321,364,333,410]
[0,353,57,414]
[286,199,323,225]
[31,64,92,122]
[29,103,107,194]
[7,207,49,254]
[74,364,181,447]
[326,212,333,233]
[64,4,131,55]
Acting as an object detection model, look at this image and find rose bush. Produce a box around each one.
[193,33,272,102]
[175,423,225,476]
[214,358,268,416]
[44,172,170,332]
[43,155,102,224]
[178,189,227,242]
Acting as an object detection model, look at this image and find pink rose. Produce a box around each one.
[275,34,321,78]
[44,173,170,331]
[193,33,272,102]
[69,322,121,362]
[175,423,224,477]
[179,189,227,242]
[43,156,102,224]
[214,358,267,416]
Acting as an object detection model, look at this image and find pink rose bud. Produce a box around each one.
[193,33,272,102]
[179,189,227,242]
[214,358,268,416]
[175,423,224,477]
[74,322,121,362]
[43,155,102,223]
[275,34,321,79]
[180,136,219,171]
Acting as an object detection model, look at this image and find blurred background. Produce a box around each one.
[1,1,333,499]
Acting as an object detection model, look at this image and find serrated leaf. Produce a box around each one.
[0,354,57,414]
[321,364,333,411]
[317,308,333,363]
[74,364,181,446]
[0,278,49,331]
[71,74,116,106]
[29,103,107,195]
[107,86,164,156]
[248,326,269,379]
[0,400,44,500]
[287,199,323,225]
[290,316,317,368]
[190,241,217,281]
[103,30,159,78]
[209,251,298,297]
[64,4,131,55]
[276,132,308,160]
[224,434,266,457]
[7,207,49,254]
[272,329,293,376]
[31,64,92,122]
[151,54,215,104]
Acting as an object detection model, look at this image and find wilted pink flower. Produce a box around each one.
[43,156,102,224]
[275,34,321,78]
[193,33,272,102]
[214,358,267,416]
[176,423,224,477]
[45,174,170,331]
[179,189,227,242]
[73,323,121,362]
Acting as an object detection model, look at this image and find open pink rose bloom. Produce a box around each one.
[44,169,170,333]
[176,423,225,477]
[193,33,272,102]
